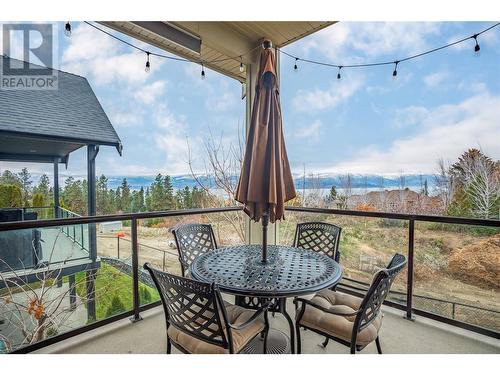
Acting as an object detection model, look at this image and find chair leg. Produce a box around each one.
[296,323,302,354]
[166,338,172,354]
[321,337,329,348]
[263,311,269,354]
[375,336,382,354]
[350,346,356,354]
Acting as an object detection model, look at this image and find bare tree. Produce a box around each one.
[187,126,246,242]
[434,158,455,212]
[338,173,353,209]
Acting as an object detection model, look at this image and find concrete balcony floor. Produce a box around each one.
[36,299,500,354]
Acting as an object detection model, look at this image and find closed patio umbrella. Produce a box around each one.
[236,41,296,263]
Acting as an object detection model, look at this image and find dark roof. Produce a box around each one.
[0,56,122,163]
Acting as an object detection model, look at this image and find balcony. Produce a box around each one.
[1,206,498,354]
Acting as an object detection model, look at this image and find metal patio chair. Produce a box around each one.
[172,223,218,277]
[295,253,407,354]
[293,222,342,263]
[144,263,270,354]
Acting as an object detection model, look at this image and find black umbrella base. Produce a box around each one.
[241,328,291,354]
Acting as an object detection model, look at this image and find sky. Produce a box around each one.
[1,21,499,179]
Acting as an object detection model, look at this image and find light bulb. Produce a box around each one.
[392,61,399,80]
[64,22,71,37]
[201,67,206,80]
[239,62,244,72]
[294,58,298,72]
[337,66,342,80]
[145,53,150,73]
[473,36,481,55]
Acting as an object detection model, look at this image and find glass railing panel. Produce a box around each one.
[136,210,247,306]
[0,218,147,353]
[281,210,408,306]
[414,221,500,333]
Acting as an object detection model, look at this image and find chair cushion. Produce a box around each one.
[298,290,382,347]
[168,303,265,354]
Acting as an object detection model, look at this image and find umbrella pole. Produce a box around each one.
[262,210,269,263]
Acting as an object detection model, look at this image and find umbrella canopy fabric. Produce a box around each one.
[236,47,296,224]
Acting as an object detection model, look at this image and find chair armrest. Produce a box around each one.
[295,298,359,317]
[228,302,271,331]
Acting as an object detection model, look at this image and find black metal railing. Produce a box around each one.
[57,207,88,252]
[0,205,498,353]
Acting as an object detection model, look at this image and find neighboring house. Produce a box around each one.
[348,189,444,215]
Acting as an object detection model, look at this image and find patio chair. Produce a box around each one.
[295,253,407,354]
[293,222,342,262]
[144,263,270,354]
[172,223,218,277]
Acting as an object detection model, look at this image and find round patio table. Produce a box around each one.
[190,244,343,354]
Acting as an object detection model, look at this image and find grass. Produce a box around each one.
[74,263,159,322]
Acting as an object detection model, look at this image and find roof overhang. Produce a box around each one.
[99,21,336,82]
[0,130,122,165]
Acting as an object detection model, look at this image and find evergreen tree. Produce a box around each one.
[96,174,109,214]
[62,177,86,215]
[138,186,146,211]
[145,187,151,211]
[163,175,175,208]
[33,174,51,205]
[17,168,32,206]
[0,170,22,188]
[120,178,131,212]
[150,174,165,211]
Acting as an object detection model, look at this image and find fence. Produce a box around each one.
[0,205,498,353]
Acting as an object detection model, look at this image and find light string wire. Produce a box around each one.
[83,21,261,66]
[81,21,500,75]
[278,22,500,70]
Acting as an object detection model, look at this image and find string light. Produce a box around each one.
[145,52,151,73]
[201,63,206,80]
[279,23,499,77]
[239,56,244,72]
[80,21,499,77]
[392,61,399,79]
[64,22,71,37]
[473,34,481,53]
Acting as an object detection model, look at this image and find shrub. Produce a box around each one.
[105,296,126,317]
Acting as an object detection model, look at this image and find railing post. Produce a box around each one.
[117,236,120,259]
[130,218,142,322]
[405,218,415,321]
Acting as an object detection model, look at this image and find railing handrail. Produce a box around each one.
[58,207,81,217]
[285,206,500,226]
[0,206,242,231]
[0,205,498,232]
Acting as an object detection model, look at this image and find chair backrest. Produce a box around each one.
[144,263,229,349]
[293,222,342,262]
[354,253,407,332]
[172,223,218,276]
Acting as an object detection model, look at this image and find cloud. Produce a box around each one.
[297,22,441,62]
[292,76,363,112]
[61,23,164,86]
[205,90,237,112]
[424,71,449,88]
[133,80,166,104]
[293,120,323,140]
[153,104,199,175]
[320,92,500,174]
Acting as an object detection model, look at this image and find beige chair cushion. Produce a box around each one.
[298,290,382,347]
[168,303,265,354]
